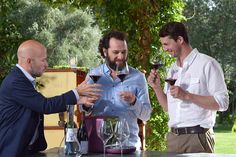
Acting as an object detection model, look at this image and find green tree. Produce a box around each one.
[0,0,21,83]
[0,0,102,81]
[184,0,236,123]
[10,0,102,67]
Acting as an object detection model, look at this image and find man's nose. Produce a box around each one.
[117,53,125,60]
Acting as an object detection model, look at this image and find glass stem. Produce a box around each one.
[120,142,123,157]
[103,142,106,157]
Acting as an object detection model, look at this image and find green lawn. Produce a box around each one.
[214,125,236,154]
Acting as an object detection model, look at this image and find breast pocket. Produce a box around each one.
[187,77,200,93]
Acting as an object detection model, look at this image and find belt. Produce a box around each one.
[171,125,208,135]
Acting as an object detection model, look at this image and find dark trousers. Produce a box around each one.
[167,129,215,153]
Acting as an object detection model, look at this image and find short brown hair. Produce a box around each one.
[98,30,128,58]
[159,22,189,44]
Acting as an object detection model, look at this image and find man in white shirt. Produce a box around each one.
[148,22,229,153]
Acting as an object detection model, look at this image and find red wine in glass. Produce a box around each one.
[165,78,177,86]
[151,62,164,69]
[89,75,101,83]
[116,62,129,82]
[117,73,127,82]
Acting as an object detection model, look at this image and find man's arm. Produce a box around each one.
[126,73,152,121]
[148,69,168,112]
[170,86,219,110]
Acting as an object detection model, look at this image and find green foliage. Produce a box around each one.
[0,53,17,84]
[184,0,236,123]
[52,65,88,72]
[0,0,102,82]
[76,0,185,70]
[146,87,168,151]
[0,0,21,82]
[0,0,21,55]
[9,0,102,68]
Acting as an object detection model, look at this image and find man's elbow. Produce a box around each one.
[217,98,229,112]
[214,93,229,112]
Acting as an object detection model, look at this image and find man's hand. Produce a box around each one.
[76,78,102,97]
[147,69,161,89]
[119,91,136,105]
[77,95,99,107]
[170,86,189,101]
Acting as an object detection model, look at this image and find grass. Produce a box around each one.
[214,124,236,154]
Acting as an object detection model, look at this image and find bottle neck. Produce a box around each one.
[67,105,74,128]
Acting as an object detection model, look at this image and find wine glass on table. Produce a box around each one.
[113,118,130,156]
[116,62,129,83]
[97,119,114,157]
[89,67,102,83]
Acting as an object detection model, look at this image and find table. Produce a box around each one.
[27,148,236,157]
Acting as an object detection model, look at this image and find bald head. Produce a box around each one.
[17,40,48,77]
[17,40,46,62]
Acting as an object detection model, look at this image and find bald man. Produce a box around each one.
[0,40,101,157]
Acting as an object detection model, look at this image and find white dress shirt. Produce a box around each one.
[164,48,229,128]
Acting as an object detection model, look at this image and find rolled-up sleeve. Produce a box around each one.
[206,60,229,111]
[214,91,229,111]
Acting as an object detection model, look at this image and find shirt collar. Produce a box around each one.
[182,48,198,69]
[103,63,112,75]
[16,64,36,84]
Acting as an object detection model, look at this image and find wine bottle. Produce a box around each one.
[77,112,88,154]
[64,105,79,155]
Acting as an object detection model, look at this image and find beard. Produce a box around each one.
[30,69,43,78]
[30,65,44,78]
[105,54,127,71]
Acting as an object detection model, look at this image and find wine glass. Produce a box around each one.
[115,62,129,82]
[89,67,102,83]
[97,119,113,157]
[165,78,177,86]
[150,54,164,70]
[113,118,130,156]
[165,69,178,86]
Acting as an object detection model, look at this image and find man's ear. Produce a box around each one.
[177,36,184,44]
[26,58,31,64]
[103,48,107,57]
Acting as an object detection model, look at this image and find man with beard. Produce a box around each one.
[81,31,152,150]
